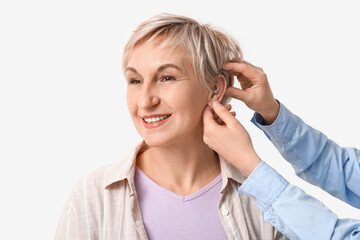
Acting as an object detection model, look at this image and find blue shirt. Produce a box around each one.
[238,102,360,239]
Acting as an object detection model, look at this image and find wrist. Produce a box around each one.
[259,100,279,125]
[234,153,262,177]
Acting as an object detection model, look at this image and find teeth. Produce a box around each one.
[144,115,170,123]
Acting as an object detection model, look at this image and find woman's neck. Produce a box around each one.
[136,136,221,196]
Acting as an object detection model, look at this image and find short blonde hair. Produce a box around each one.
[122,13,243,103]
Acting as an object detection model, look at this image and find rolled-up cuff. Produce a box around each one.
[238,161,289,212]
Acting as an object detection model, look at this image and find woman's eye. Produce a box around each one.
[160,75,176,82]
[129,78,141,84]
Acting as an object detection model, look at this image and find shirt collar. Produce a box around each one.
[104,141,145,190]
[104,141,247,192]
[218,155,247,192]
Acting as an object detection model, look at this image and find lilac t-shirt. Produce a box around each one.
[134,167,228,240]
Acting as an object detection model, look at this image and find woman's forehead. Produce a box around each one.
[127,39,191,71]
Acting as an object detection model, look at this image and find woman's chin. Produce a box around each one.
[143,138,171,148]
[142,134,179,148]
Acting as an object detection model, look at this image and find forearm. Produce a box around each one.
[251,102,360,207]
[238,162,360,240]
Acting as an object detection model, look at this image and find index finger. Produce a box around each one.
[222,62,260,80]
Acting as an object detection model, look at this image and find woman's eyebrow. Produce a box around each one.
[126,64,182,75]
[157,64,181,72]
[126,67,138,74]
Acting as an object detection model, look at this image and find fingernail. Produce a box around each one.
[212,100,221,108]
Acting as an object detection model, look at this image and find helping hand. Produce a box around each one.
[222,61,279,124]
[203,100,261,177]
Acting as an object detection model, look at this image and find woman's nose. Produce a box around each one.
[138,85,160,109]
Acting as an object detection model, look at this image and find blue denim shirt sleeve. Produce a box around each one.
[251,102,360,209]
[238,162,360,240]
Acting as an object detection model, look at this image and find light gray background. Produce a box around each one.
[1,0,359,239]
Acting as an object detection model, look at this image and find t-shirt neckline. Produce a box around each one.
[135,167,222,202]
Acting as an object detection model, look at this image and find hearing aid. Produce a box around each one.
[210,69,231,107]
[220,69,230,87]
[219,69,231,105]
[213,70,230,95]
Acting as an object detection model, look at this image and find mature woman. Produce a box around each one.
[55,13,285,240]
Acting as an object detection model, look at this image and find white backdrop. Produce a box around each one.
[1,0,359,239]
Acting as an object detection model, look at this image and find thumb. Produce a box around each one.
[225,87,247,102]
[212,100,237,127]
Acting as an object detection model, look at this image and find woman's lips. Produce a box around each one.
[142,114,171,129]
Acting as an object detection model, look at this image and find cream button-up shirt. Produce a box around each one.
[55,142,286,240]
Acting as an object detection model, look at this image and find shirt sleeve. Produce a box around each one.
[238,162,360,240]
[251,102,360,208]
[54,198,80,240]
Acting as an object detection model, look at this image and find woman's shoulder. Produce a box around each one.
[67,163,113,202]
[68,144,140,201]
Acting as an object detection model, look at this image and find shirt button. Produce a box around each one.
[222,209,229,216]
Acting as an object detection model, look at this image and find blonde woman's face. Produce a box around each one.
[125,38,211,147]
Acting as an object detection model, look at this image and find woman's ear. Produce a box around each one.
[208,73,227,108]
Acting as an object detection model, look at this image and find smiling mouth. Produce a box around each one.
[143,114,171,123]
